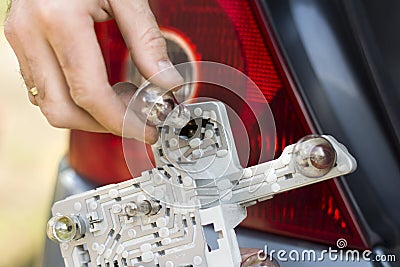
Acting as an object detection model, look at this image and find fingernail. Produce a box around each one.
[156,60,184,90]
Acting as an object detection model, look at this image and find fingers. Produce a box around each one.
[17,53,38,106]
[23,35,110,132]
[4,0,163,143]
[44,14,117,130]
[21,57,39,106]
[42,14,150,140]
[4,17,38,105]
[5,9,108,132]
[108,0,184,90]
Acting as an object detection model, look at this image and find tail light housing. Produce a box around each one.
[69,0,368,250]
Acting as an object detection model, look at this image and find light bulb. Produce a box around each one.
[293,135,336,178]
[47,215,85,243]
[131,82,190,128]
[125,200,161,217]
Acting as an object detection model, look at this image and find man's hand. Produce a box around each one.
[4,0,183,144]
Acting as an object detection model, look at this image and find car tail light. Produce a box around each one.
[69,0,368,249]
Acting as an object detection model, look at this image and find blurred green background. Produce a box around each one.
[0,1,68,266]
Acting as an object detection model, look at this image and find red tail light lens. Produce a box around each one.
[69,0,368,249]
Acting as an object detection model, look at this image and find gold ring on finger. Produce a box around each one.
[29,87,39,96]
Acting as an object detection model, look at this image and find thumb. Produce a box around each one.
[109,0,184,90]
